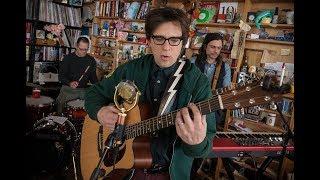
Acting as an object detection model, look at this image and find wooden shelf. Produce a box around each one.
[246,38,294,45]
[92,45,118,50]
[92,35,117,40]
[248,22,294,29]
[122,19,145,23]
[90,54,115,62]
[119,40,147,45]
[94,17,145,23]
[260,109,292,117]
[283,93,294,100]
[95,16,120,20]
[196,23,239,28]
[121,30,145,34]
[32,43,76,49]
[26,19,81,29]
[230,118,285,133]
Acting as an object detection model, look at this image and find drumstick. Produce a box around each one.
[78,66,90,82]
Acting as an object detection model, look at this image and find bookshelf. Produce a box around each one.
[245,38,294,45]
[247,22,294,29]
[89,0,151,77]
[196,23,240,28]
[26,0,83,86]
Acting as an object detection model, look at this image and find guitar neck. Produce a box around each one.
[125,95,222,140]
[124,79,269,140]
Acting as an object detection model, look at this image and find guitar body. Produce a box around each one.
[80,104,153,180]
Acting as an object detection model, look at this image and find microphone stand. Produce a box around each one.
[90,112,127,180]
[274,102,294,180]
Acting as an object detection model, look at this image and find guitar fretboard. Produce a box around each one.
[124,95,221,140]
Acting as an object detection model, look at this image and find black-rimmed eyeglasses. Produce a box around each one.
[151,35,183,46]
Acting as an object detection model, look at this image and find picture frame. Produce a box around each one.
[36,30,45,39]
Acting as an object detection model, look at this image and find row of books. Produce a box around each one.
[95,0,121,17]
[123,1,150,20]
[26,22,32,44]
[53,0,83,7]
[33,46,74,62]
[26,0,39,20]
[62,29,82,48]
[39,0,82,27]
[94,0,151,19]
[26,46,30,61]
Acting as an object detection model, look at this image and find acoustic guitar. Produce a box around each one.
[80,77,288,179]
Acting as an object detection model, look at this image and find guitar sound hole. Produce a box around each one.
[103,145,126,167]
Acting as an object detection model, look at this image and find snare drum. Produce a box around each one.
[25,116,77,175]
[26,95,54,128]
[65,99,87,120]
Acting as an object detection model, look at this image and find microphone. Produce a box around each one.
[90,113,127,180]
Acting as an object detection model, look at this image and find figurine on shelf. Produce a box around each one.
[102,22,109,37]
[109,21,117,37]
[43,23,65,45]
[225,6,235,23]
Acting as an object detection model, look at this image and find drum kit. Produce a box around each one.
[26,93,87,179]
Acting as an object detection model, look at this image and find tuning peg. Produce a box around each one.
[269,101,277,110]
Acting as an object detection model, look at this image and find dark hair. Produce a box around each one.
[145,7,190,46]
[77,36,90,45]
[195,32,224,68]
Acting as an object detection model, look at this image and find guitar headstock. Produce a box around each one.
[221,76,291,110]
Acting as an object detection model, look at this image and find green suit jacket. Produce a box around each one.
[85,54,216,179]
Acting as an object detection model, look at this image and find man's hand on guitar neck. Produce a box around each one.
[175,103,207,145]
[97,105,120,131]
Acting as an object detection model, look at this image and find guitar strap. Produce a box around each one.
[211,61,222,90]
[157,58,187,116]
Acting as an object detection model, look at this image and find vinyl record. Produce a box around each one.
[196,9,214,23]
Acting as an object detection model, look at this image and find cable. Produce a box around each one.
[275,102,294,180]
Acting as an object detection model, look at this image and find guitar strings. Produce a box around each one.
[125,85,268,139]
[125,97,222,139]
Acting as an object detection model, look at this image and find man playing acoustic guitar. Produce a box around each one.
[84,7,216,180]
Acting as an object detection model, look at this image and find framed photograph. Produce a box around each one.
[36,30,45,39]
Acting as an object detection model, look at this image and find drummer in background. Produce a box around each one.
[56,36,98,114]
